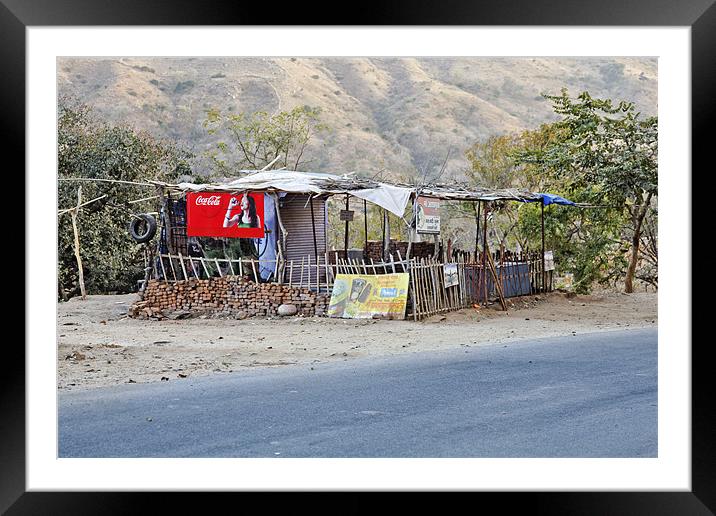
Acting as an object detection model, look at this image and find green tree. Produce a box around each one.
[522,90,657,292]
[203,105,328,174]
[58,100,190,298]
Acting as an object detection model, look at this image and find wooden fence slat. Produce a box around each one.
[159,255,168,282]
[167,253,177,281]
[251,259,259,283]
[486,250,507,311]
[177,253,188,281]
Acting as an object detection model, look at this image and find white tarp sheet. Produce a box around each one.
[351,184,412,218]
[174,170,412,217]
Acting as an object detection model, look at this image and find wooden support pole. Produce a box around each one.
[178,253,188,281]
[541,201,546,294]
[168,253,177,282]
[251,259,259,283]
[307,254,312,291]
[310,196,319,262]
[482,202,489,306]
[159,254,168,282]
[363,199,368,255]
[474,201,481,258]
[344,194,350,258]
[406,196,415,261]
[272,192,287,282]
[486,249,508,311]
[383,209,390,261]
[70,186,86,299]
[324,253,330,292]
[189,257,200,278]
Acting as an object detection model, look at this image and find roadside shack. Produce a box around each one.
[130,169,575,321]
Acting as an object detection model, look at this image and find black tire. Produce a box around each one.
[129,214,157,243]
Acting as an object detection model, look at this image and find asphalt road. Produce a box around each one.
[58,328,657,458]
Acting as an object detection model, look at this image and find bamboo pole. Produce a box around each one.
[178,253,188,281]
[310,196,319,262]
[213,258,222,278]
[58,193,107,216]
[363,199,368,252]
[299,256,305,288]
[70,187,86,299]
[159,254,168,282]
[272,192,287,284]
[482,202,488,306]
[251,259,259,283]
[168,253,177,281]
[324,254,330,292]
[344,194,350,257]
[486,250,507,311]
[288,260,294,288]
[307,254,312,291]
[188,257,199,279]
[409,259,418,321]
[541,201,546,294]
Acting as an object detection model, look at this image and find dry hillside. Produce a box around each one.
[58,56,657,182]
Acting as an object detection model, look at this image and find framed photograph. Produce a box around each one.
[10,0,709,512]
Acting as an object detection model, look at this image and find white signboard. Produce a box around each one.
[416,196,441,234]
[444,263,459,287]
[544,250,555,271]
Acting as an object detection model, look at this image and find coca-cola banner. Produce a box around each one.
[186,192,265,238]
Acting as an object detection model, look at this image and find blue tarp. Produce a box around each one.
[255,193,277,280]
[534,193,575,206]
[519,193,575,206]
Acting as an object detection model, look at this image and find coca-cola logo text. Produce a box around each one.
[194,195,221,206]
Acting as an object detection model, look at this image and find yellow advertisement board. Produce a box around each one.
[327,273,409,319]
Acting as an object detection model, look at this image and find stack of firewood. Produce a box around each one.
[131,277,329,319]
[363,240,435,261]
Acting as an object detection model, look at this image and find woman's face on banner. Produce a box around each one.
[240,194,249,211]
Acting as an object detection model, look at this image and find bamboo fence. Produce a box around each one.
[153,248,552,320]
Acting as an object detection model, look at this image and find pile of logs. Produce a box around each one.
[130,277,329,319]
[363,240,435,261]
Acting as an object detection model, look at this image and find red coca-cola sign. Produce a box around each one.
[186,191,265,238]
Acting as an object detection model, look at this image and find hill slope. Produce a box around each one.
[58,56,657,181]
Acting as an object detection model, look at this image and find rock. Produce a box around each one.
[278,304,298,316]
[236,311,249,320]
[66,351,86,361]
[167,310,192,320]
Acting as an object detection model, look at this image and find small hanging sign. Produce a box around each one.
[416,196,441,234]
[340,210,354,221]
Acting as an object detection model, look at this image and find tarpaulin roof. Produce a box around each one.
[152,170,413,217]
[416,183,543,202]
[152,171,576,216]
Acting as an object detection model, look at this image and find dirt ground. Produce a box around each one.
[57,289,657,391]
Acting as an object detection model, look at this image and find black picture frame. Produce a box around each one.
[5,0,710,513]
